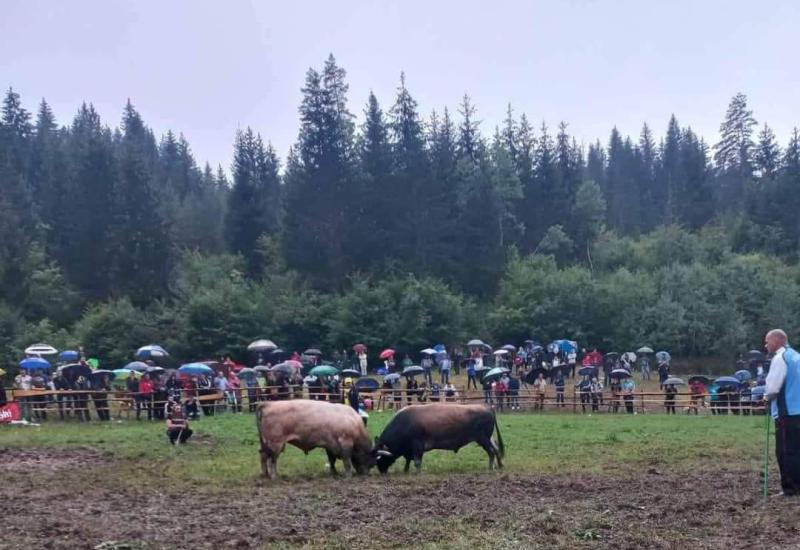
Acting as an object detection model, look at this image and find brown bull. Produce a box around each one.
[255,400,375,479]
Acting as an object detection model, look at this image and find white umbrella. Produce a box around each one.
[248,339,277,353]
[420,348,437,355]
[25,343,58,356]
[493,349,509,355]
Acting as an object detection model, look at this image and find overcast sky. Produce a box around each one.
[3,0,798,170]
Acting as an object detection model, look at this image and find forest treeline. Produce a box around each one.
[2,54,799,367]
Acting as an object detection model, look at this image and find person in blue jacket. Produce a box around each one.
[764,329,800,497]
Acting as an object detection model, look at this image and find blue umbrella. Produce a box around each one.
[551,340,577,354]
[124,361,150,372]
[20,357,51,371]
[179,363,214,376]
[355,377,380,391]
[383,373,401,383]
[433,344,446,353]
[715,376,741,387]
[751,386,766,400]
[59,350,80,362]
[734,370,752,382]
[136,344,168,360]
[656,351,671,363]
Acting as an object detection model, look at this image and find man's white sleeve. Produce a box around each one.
[765,354,787,399]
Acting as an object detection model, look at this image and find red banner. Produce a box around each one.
[0,401,21,423]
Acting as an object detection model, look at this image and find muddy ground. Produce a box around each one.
[2,447,799,549]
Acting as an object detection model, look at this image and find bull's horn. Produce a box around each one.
[376,450,393,457]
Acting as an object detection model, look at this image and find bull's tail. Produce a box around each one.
[493,411,505,459]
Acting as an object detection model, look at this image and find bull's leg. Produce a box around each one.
[341,454,354,477]
[326,450,339,476]
[413,455,423,473]
[478,438,500,470]
[260,446,269,478]
[403,457,411,473]
[492,439,504,469]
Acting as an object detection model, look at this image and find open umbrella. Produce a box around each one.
[254,365,272,373]
[604,352,620,360]
[493,349,509,356]
[578,366,598,377]
[551,340,577,354]
[353,343,367,353]
[59,350,80,362]
[90,369,115,378]
[179,363,214,376]
[622,352,637,363]
[609,368,632,379]
[247,339,277,353]
[734,369,752,382]
[379,349,395,360]
[309,365,339,377]
[746,350,765,361]
[479,343,493,353]
[111,368,140,380]
[501,344,517,352]
[124,361,150,372]
[303,348,322,357]
[24,343,58,356]
[402,365,424,377]
[524,368,547,384]
[751,386,767,400]
[60,363,92,381]
[273,362,299,376]
[20,357,51,371]
[136,344,168,360]
[421,348,438,355]
[688,375,711,385]
[269,349,289,362]
[282,360,303,370]
[383,372,401,383]
[237,368,257,378]
[145,366,165,376]
[341,368,362,378]
[715,376,741,387]
[530,345,544,353]
[663,377,686,386]
[433,344,446,352]
[656,351,671,363]
[467,339,484,347]
[636,346,654,354]
[483,367,508,382]
[355,377,380,391]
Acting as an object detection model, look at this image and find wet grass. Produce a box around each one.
[0,409,768,486]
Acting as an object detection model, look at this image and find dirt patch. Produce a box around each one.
[1,446,104,474]
[2,460,800,549]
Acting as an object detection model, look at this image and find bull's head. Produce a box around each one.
[372,437,395,473]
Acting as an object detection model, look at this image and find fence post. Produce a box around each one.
[572,387,577,414]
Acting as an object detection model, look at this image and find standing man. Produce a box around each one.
[764,329,800,497]
[358,349,368,376]
[440,354,451,385]
[421,354,433,386]
[567,349,577,379]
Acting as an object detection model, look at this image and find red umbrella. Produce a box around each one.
[379,349,395,360]
[284,360,303,370]
[353,343,367,353]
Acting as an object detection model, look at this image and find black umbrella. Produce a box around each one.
[501,344,517,352]
[269,348,289,361]
[90,369,115,378]
[688,375,711,385]
[578,366,598,377]
[604,352,620,360]
[402,365,424,377]
[746,350,765,360]
[341,368,362,378]
[303,348,323,356]
[524,367,548,384]
[61,363,92,382]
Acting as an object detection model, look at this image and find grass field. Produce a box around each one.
[2,409,797,549]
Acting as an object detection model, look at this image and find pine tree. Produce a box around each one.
[516,114,537,252]
[657,115,683,223]
[754,123,780,179]
[225,128,281,273]
[533,122,557,237]
[109,100,172,302]
[714,93,757,211]
[637,123,658,230]
[389,73,429,266]
[678,128,713,228]
[283,55,358,286]
[353,91,393,267]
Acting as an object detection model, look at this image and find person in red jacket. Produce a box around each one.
[138,373,155,420]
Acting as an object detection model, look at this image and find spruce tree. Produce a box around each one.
[754,123,780,179]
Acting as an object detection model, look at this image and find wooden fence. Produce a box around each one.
[4,385,765,422]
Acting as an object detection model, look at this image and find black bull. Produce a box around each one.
[374,403,505,473]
